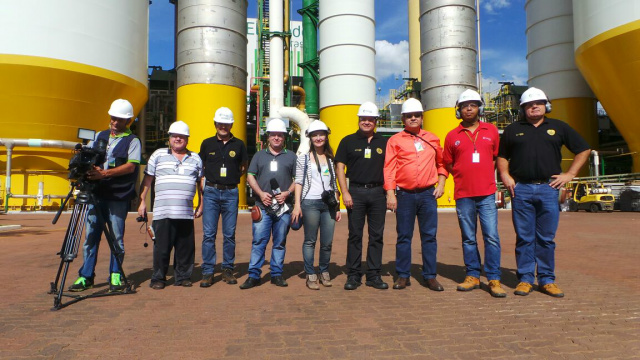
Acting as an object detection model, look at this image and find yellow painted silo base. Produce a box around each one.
[320,104,360,209]
[177,84,248,208]
[575,20,640,172]
[547,98,598,176]
[0,55,147,210]
[424,108,462,208]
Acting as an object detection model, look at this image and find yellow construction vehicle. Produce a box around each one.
[568,182,615,213]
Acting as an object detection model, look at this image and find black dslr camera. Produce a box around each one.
[321,190,339,211]
[67,129,107,181]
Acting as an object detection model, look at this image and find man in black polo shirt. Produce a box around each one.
[199,107,248,287]
[336,102,389,290]
[497,87,590,298]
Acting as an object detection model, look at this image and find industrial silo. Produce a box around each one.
[0,1,149,210]
[175,0,249,207]
[318,0,377,151]
[418,0,478,206]
[573,0,640,172]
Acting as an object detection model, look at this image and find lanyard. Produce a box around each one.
[463,130,480,152]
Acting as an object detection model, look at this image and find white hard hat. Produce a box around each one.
[266,118,287,133]
[357,102,379,117]
[456,89,483,106]
[520,87,548,106]
[214,107,234,124]
[401,98,424,114]
[108,99,134,119]
[168,121,190,136]
[305,120,330,136]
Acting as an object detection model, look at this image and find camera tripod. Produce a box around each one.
[48,181,135,310]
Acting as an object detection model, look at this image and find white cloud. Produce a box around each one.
[375,40,409,82]
[483,0,511,14]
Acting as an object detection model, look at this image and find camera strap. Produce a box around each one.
[312,150,330,192]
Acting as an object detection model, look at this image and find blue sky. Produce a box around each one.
[149,0,527,101]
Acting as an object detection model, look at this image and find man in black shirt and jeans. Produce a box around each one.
[336,102,389,290]
[497,87,590,298]
[199,107,248,287]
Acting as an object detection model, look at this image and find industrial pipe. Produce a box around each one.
[1,138,77,212]
[269,0,285,117]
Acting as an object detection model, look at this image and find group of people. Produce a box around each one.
[69,84,590,298]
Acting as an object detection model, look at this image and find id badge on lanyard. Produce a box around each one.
[472,152,480,163]
[270,160,278,172]
[220,166,227,177]
[364,148,371,159]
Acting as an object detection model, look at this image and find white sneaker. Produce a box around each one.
[319,272,332,287]
[306,274,319,290]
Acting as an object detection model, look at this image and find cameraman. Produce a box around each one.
[69,99,141,293]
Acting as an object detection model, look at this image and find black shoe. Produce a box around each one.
[175,280,192,287]
[222,268,238,284]
[200,274,214,288]
[344,277,361,290]
[150,282,165,290]
[270,276,288,287]
[239,277,261,290]
[365,277,389,290]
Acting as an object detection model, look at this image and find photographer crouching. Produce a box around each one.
[69,99,141,293]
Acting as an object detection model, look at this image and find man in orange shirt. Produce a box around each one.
[384,98,448,291]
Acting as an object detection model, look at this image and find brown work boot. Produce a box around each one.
[221,268,237,285]
[306,274,320,290]
[488,280,507,298]
[514,282,533,296]
[457,276,480,291]
[540,283,565,298]
[319,272,332,287]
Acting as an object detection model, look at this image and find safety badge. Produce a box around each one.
[229,150,236,157]
[376,148,383,154]
[547,129,556,136]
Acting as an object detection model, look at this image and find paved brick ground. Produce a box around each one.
[0,210,638,359]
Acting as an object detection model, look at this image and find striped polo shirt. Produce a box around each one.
[145,148,203,220]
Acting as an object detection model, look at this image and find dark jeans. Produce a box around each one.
[345,185,386,280]
[395,187,438,280]
[152,218,195,284]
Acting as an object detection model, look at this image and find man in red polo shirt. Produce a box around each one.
[384,98,448,291]
[443,89,505,298]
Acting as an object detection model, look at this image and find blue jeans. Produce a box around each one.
[455,195,501,280]
[395,188,438,279]
[79,199,128,281]
[511,183,559,285]
[247,209,290,279]
[301,199,336,275]
[201,185,239,274]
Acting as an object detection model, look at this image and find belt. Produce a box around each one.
[398,186,433,194]
[518,179,550,185]
[351,182,383,189]
[206,181,237,190]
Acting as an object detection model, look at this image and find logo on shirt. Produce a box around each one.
[547,129,556,136]
[516,133,524,137]
[229,151,236,157]
[376,148,383,154]
[454,140,460,146]
[483,137,492,141]
[209,151,216,155]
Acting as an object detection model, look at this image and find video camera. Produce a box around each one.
[67,128,107,181]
